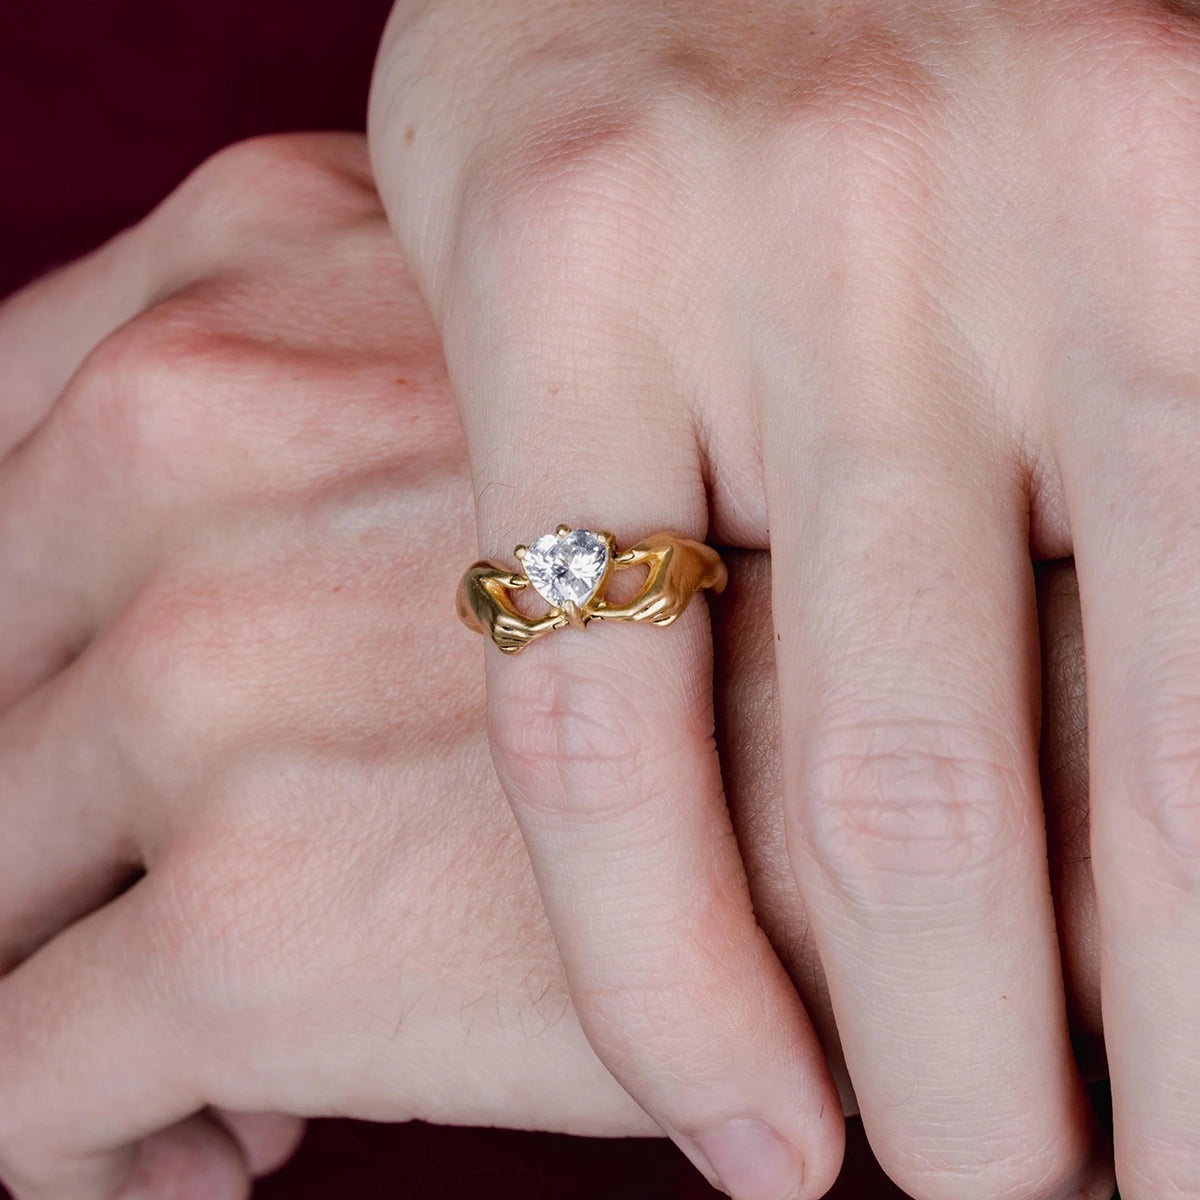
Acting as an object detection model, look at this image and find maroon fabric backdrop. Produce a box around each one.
[0,1,917,1195]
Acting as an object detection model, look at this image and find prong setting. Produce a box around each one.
[522,528,611,611]
[562,600,587,630]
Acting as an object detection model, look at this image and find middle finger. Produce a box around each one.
[767,395,1108,1199]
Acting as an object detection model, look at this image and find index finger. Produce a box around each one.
[0,881,249,1200]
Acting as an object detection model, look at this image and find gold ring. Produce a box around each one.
[456,525,727,654]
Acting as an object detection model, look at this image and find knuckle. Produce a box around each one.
[1072,1,1200,123]
[1101,32,1200,377]
[188,133,318,189]
[1105,696,1200,897]
[1063,9,1200,251]
[572,977,707,1084]
[886,1131,1091,1200]
[757,47,941,191]
[102,575,241,768]
[459,94,705,289]
[569,927,756,1089]
[59,301,249,484]
[490,652,704,820]
[171,132,377,232]
[798,714,1027,907]
[751,97,946,292]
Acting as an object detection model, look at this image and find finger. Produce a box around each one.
[767,415,1110,1200]
[0,226,173,709]
[213,1113,307,1178]
[715,555,1108,1117]
[713,551,856,1120]
[489,578,841,1200]
[0,172,228,710]
[0,223,160,459]
[107,1115,250,1200]
[1059,399,1200,1196]
[447,297,842,1195]
[0,884,244,1200]
[0,380,113,710]
[0,658,141,974]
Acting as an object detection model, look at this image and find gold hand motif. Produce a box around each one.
[594,532,728,626]
[456,531,725,652]
[455,561,567,654]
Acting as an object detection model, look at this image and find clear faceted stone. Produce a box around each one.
[523,529,610,609]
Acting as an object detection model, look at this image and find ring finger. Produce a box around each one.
[446,264,843,1195]
[767,392,1110,1199]
[1059,390,1200,1197]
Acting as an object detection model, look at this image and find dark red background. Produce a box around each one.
[3,2,1108,1197]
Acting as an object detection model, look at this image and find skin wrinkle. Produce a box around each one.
[12,0,1200,1182]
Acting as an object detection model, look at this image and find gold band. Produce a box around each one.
[456,525,727,654]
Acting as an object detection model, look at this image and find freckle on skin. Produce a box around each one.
[405,125,416,145]
[548,384,560,396]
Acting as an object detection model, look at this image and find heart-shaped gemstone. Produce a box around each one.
[523,529,611,609]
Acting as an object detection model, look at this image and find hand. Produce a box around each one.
[0,133,650,1200]
[457,560,568,651]
[370,3,1200,1196]
[595,533,728,626]
[0,131,1106,1200]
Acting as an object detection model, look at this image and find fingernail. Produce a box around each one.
[691,1119,804,1200]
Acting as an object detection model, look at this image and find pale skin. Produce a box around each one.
[369,2,1200,1196]
[0,134,1105,1199]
